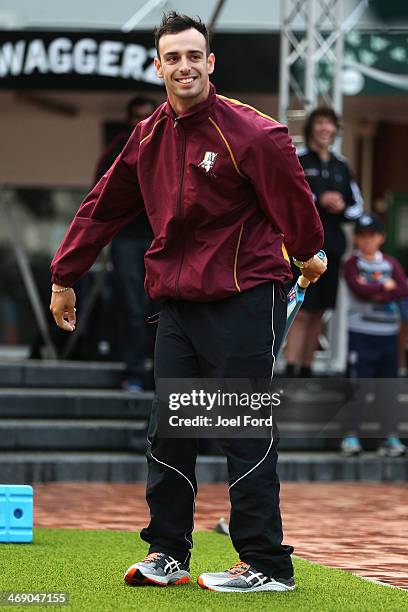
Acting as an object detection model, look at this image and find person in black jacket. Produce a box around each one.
[285,107,363,376]
[94,96,157,391]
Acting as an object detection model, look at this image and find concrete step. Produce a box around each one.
[0,360,125,389]
[0,452,406,483]
[0,419,148,451]
[0,388,152,418]
[277,452,408,482]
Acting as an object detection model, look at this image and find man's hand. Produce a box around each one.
[301,253,328,284]
[320,191,346,214]
[50,285,76,332]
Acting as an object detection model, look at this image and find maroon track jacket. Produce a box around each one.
[51,84,323,301]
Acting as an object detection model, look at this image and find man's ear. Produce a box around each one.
[154,56,163,79]
[207,53,215,75]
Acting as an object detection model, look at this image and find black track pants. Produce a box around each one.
[140,282,294,579]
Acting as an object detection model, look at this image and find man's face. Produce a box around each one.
[128,103,155,127]
[154,28,215,108]
[310,116,337,149]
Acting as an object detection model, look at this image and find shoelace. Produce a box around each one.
[142,552,162,564]
[227,561,250,574]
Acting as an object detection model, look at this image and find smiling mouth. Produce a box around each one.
[175,76,197,84]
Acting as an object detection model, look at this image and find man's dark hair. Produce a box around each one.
[304,107,340,144]
[154,11,210,56]
[126,96,156,119]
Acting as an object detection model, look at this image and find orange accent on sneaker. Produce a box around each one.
[197,576,207,590]
[124,569,144,585]
[173,576,190,585]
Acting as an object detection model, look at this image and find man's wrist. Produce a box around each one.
[51,284,71,294]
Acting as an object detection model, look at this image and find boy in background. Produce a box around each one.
[343,213,408,456]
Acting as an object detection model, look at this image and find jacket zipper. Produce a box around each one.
[175,120,186,298]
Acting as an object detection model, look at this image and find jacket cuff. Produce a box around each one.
[51,273,75,287]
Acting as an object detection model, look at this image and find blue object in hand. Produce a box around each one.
[283,250,327,341]
[0,485,33,543]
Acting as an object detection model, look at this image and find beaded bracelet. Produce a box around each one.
[51,286,71,293]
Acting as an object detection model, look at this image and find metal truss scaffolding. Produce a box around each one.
[279,0,345,131]
[278,0,368,374]
[279,0,368,136]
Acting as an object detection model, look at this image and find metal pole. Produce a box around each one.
[1,189,57,360]
[208,0,228,40]
[122,0,167,33]
[333,0,344,117]
[279,0,290,124]
[305,0,316,112]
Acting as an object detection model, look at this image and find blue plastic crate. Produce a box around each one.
[0,485,33,543]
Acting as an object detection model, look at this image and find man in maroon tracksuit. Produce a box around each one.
[50,12,326,593]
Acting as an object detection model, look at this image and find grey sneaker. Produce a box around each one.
[124,552,190,587]
[377,435,407,458]
[341,435,362,456]
[198,561,295,593]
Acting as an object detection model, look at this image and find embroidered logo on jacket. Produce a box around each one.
[198,151,218,175]
[303,168,319,177]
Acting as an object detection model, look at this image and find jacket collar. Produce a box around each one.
[307,145,336,164]
[163,82,217,122]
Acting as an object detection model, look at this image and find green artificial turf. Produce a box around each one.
[0,529,406,612]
